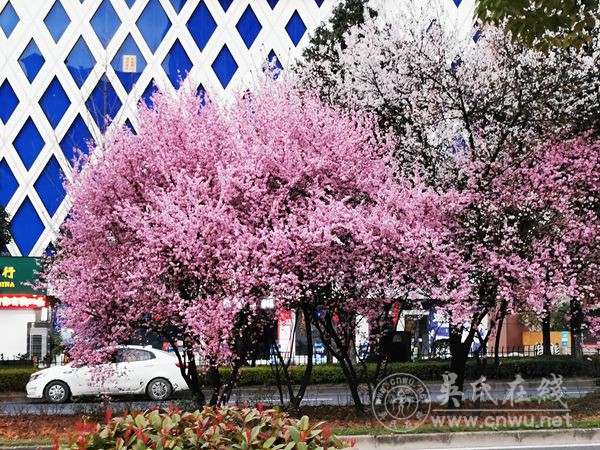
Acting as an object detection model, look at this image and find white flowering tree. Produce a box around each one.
[298,1,600,405]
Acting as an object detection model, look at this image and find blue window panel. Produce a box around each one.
[0,80,19,124]
[13,118,45,170]
[65,36,96,87]
[125,0,136,7]
[18,39,45,83]
[39,77,70,128]
[141,79,157,108]
[218,0,233,12]
[91,0,121,48]
[197,83,206,106]
[10,197,45,256]
[86,75,122,132]
[111,34,147,92]
[285,11,306,47]
[212,45,238,88]
[137,0,171,53]
[450,56,462,74]
[170,0,186,13]
[0,2,19,38]
[0,159,18,206]
[124,118,136,134]
[187,2,217,52]
[44,242,56,257]
[315,0,324,6]
[266,0,278,9]
[264,49,282,78]
[236,5,261,49]
[34,156,66,217]
[454,0,462,5]
[60,114,93,164]
[162,40,192,87]
[44,1,70,43]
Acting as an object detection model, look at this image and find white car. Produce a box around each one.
[26,346,189,403]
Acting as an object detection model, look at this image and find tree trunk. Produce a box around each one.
[493,312,505,370]
[186,357,206,407]
[570,299,584,359]
[169,340,205,407]
[207,364,221,406]
[270,307,315,414]
[448,327,472,409]
[542,312,552,356]
[290,306,314,414]
[338,358,364,412]
[308,308,365,413]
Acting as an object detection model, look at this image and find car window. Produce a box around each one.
[135,350,155,361]
[115,348,155,363]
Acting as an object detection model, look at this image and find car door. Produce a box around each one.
[108,348,156,394]
[67,364,104,396]
[124,349,157,394]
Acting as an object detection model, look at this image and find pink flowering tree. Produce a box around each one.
[298,0,600,406]
[499,135,600,358]
[45,88,272,405]
[432,134,599,402]
[46,79,453,410]
[224,83,460,411]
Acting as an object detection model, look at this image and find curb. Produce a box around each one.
[2,429,600,450]
[343,427,600,449]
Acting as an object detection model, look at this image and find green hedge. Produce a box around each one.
[202,356,600,386]
[2,356,597,393]
[0,368,36,392]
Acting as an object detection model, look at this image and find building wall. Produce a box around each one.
[0,308,36,358]
[0,0,475,258]
[0,0,339,256]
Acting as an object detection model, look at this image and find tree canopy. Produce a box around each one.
[0,206,10,252]
[296,1,600,399]
[475,0,600,51]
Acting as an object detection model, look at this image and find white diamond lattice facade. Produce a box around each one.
[0,0,475,257]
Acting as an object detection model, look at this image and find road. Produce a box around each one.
[0,378,596,415]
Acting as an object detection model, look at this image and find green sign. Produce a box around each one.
[0,257,45,295]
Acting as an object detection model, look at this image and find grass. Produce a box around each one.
[0,438,53,445]
[0,417,598,446]
[2,421,599,445]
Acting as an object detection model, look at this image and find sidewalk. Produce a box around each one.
[1,428,599,450]
[348,428,600,449]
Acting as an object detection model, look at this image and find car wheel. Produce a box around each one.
[44,381,70,403]
[147,378,172,401]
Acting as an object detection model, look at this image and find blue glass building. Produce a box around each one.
[0,0,337,257]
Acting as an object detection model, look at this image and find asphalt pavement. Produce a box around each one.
[0,378,596,415]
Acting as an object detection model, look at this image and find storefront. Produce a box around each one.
[0,257,48,360]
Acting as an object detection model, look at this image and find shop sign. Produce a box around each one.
[0,295,46,309]
[0,257,45,295]
[0,257,46,309]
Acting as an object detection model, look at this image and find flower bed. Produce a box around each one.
[53,405,351,450]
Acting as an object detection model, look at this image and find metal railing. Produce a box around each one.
[0,353,66,368]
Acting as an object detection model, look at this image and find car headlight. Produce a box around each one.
[30,372,46,381]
